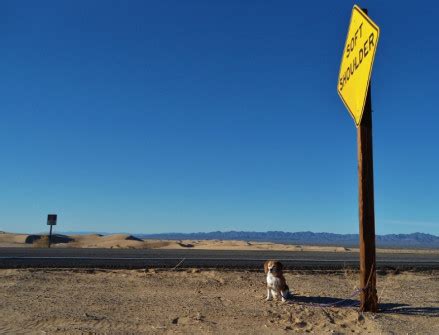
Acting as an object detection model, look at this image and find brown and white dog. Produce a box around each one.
[264,260,292,302]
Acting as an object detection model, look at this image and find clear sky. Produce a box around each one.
[1,0,438,235]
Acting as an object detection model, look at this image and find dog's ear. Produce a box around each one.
[264,260,269,274]
[276,261,283,271]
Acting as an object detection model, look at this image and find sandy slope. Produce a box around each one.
[1,232,438,254]
[0,269,437,334]
[0,232,30,246]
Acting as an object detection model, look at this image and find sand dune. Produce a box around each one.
[0,232,438,254]
[0,232,29,246]
[68,234,144,248]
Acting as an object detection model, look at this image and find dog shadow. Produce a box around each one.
[290,295,439,317]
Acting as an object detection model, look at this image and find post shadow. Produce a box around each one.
[289,294,439,317]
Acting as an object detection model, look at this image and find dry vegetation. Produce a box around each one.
[32,236,49,248]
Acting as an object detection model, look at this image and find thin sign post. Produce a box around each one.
[47,214,57,248]
[358,83,378,312]
[338,6,379,312]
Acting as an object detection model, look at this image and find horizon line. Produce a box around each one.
[2,230,438,238]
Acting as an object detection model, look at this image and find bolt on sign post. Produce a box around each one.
[337,6,380,313]
[47,214,57,248]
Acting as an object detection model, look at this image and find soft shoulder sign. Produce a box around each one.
[337,5,380,126]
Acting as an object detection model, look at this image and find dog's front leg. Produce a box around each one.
[266,287,273,301]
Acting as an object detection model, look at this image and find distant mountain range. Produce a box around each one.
[136,231,439,248]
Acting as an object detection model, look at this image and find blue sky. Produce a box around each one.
[1,0,438,235]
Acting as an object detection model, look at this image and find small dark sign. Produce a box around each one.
[47,214,57,225]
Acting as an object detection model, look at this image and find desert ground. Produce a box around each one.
[0,268,438,334]
[1,231,438,254]
[1,232,438,333]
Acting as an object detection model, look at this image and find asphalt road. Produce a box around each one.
[0,248,438,270]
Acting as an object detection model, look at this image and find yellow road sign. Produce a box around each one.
[337,6,380,126]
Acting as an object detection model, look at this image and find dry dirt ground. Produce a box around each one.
[0,269,438,334]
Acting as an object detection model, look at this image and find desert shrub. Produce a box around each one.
[148,241,171,248]
[33,236,50,248]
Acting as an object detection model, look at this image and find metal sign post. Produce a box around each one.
[47,214,57,248]
[337,6,380,312]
